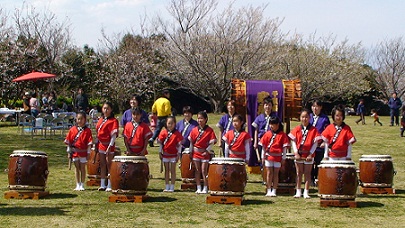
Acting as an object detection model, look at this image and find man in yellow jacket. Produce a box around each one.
[149,89,172,147]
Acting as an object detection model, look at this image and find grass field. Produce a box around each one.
[0,114,404,227]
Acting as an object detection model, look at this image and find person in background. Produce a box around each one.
[64,111,93,191]
[371,109,383,126]
[149,89,171,147]
[95,101,119,191]
[176,106,198,152]
[29,92,40,117]
[355,99,366,125]
[89,106,99,128]
[400,106,405,137]
[75,88,89,113]
[216,100,236,156]
[309,100,330,186]
[388,92,402,126]
[158,116,183,192]
[120,95,149,132]
[322,104,356,161]
[42,92,49,109]
[48,91,57,112]
[22,92,31,115]
[252,97,277,163]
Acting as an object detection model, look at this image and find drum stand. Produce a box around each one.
[4,190,50,200]
[359,186,395,194]
[108,194,149,203]
[206,195,244,206]
[181,183,197,190]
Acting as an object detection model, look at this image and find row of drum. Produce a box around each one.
[6,150,395,199]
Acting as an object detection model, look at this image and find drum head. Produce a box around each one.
[210,157,245,164]
[10,150,47,157]
[360,154,392,161]
[112,156,148,163]
[319,160,356,168]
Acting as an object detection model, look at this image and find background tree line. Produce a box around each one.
[1,0,404,114]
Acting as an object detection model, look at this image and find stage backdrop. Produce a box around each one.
[232,79,285,167]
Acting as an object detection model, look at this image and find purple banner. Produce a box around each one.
[246,80,284,166]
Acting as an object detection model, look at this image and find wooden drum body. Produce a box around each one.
[87,147,121,180]
[208,158,247,196]
[318,160,358,200]
[262,153,296,187]
[180,149,196,183]
[359,155,394,188]
[8,150,49,191]
[110,156,149,195]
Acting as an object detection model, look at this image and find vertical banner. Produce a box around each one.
[245,80,284,167]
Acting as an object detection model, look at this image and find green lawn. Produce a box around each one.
[0,114,404,227]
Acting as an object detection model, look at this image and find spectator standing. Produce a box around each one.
[149,89,172,147]
[355,99,366,125]
[388,92,402,126]
[75,88,89,113]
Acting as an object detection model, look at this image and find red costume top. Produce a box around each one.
[322,123,356,158]
[188,126,217,160]
[288,125,321,158]
[260,130,289,162]
[96,117,119,151]
[157,129,183,158]
[64,126,93,158]
[123,121,152,155]
[222,130,251,159]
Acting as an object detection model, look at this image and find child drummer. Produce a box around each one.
[322,104,356,161]
[222,114,251,163]
[64,111,93,191]
[288,109,321,198]
[157,116,183,192]
[260,116,289,197]
[123,107,153,156]
[189,111,217,194]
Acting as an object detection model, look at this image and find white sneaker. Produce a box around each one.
[303,189,310,199]
[105,187,112,192]
[294,189,301,198]
[168,184,174,192]
[201,186,208,194]
[265,189,272,197]
[195,189,202,194]
[270,189,277,197]
[79,183,85,191]
[163,184,170,192]
[74,184,80,191]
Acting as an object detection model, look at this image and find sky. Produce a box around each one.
[1,0,404,50]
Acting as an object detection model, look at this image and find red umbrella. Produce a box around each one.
[12,71,56,82]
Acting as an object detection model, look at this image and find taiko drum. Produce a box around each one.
[179,148,196,183]
[317,160,358,200]
[262,153,296,187]
[208,157,247,196]
[110,156,149,195]
[359,155,394,188]
[8,150,49,191]
[87,147,121,180]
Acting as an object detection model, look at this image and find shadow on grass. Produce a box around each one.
[0,206,67,216]
[44,193,78,199]
[394,189,404,194]
[243,199,274,205]
[357,201,385,208]
[146,196,177,203]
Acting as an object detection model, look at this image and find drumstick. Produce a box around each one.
[68,156,72,170]
[160,159,163,173]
